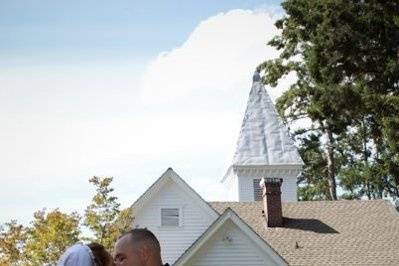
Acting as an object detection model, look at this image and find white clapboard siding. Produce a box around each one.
[224,173,239,201]
[186,220,281,266]
[282,177,297,202]
[133,179,216,264]
[238,176,297,202]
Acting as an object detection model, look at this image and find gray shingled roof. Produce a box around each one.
[209,200,399,265]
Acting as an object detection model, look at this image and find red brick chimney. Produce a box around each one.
[260,178,283,227]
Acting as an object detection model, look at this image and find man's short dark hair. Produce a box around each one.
[120,228,161,254]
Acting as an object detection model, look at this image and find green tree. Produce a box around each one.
[381,116,399,198]
[113,207,134,235]
[0,220,27,266]
[259,1,361,199]
[260,0,399,200]
[337,116,385,199]
[310,0,399,199]
[24,209,81,265]
[84,176,133,251]
[295,132,329,200]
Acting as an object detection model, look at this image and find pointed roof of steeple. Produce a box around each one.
[231,70,303,166]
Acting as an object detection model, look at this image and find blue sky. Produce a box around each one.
[0,0,280,65]
[0,0,288,225]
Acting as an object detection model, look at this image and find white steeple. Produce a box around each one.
[233,70,302,166]
[222,70,303,202]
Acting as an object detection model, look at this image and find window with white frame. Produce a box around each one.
[161,208,180,226]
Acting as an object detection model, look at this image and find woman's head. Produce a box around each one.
[88,242,114,266]
[58,243,113,266]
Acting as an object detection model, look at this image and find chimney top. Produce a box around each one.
[259,178,283,188]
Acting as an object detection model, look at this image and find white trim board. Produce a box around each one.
[131,168,219,220]
[173,208,288,266]
[222,164,302,183]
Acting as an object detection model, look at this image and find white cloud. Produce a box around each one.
[139,8,297,176]
[0,9,300,224]
[140,9,289,105]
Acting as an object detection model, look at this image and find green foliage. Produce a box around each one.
[24,209,81,265]
[0,176,134,264]
[113,208,134,235]
[0,220,27,266]
[0,210,80,266]
[261,0,399,200]
[84,176,133,251]
[295,132,330,200]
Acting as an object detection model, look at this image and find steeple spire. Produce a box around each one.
[252,69,261,82]
[232,70,302,166]
[222,70,302,202]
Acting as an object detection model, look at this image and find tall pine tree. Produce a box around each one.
[260,0,399,200]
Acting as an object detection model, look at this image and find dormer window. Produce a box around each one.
[161,208,180,226]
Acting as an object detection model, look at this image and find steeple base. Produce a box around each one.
[222,165,301,202]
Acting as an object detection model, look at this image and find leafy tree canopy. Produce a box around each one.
[259,0,399,200]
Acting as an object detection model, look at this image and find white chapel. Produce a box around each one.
[131,71,302,265]
[130,71,399,266]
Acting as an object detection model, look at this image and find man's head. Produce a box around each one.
[113,228,162,266]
